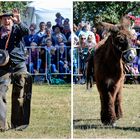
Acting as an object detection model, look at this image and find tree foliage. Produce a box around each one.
[0,1,31,17]
[73,1,140,25]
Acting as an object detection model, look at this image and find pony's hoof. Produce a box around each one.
[112,122,116,128]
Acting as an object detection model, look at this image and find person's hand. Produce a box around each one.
[10,8,21,24]
[136,40,140,45]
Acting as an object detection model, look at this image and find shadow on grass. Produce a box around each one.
[73,119,140,132]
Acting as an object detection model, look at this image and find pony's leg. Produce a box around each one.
[100,93,116,126]
[115,90,123,120]
[90,76,92,88]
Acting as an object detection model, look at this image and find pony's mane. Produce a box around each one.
[117,28,132,39]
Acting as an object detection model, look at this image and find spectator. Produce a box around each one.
[52,25,67,45]
[86,34,96,50]
[128,63,139,83]
[55,35,67,48]
[27,42,41,74]
[137,52,140,72]
[136,32,140,47]
[73,24,79,46]
[78,34,88,84]
[63,18,71,40]
[78,23,96,45]
[79,34,87,48]
[50,47,58,73]
[67,34,71,46]
[76,22,84,36]
[39,38,55,73]
[46,21,52,30]
[24,23,39,46]
[57,43,70,78]
[55,12,64,27]
[40,28,52,46]
[92,27,100,44]
[36,22,46,45]
[130,29,137,48]
[46,38,53,49]
[46,21,53,34]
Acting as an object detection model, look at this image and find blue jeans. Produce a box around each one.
[51,64,58,73]
[29,59,42,73]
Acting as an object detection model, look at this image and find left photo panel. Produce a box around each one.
[0,0,71,138]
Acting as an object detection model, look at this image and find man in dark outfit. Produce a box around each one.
[0,9,32,131]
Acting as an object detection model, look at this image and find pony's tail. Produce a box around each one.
[86,50,95,89]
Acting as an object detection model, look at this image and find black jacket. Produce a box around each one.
[0,23,29,63]
[0,23,29,74]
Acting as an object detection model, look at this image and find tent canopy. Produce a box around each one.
[28,0,71,9]
[23,0,71,29]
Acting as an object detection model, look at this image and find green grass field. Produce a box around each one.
[0,84,71,138]
[73,84,140,138]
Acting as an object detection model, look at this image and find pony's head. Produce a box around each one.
[112,28,136,63]
[99,22,137,63]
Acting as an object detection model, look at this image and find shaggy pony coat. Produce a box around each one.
[92,24,133,125]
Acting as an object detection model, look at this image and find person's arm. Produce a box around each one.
[62,34,67,44]
[11,8,29,37]
[16,23,29,37]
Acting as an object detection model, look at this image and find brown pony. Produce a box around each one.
[87,22,136,126]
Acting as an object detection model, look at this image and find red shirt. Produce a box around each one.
[95,33,100,43]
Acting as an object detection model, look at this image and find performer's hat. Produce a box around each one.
[0,10,13,18]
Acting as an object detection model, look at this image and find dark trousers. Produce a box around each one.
[11,72,32,128]
[0,71,32,130]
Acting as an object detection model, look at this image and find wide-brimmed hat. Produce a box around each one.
[52,24,63,32]
[0,11,13,18]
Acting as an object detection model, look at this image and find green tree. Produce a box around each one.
[0,1,31,17]
[73,1,140,25]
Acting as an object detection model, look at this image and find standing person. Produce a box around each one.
[63,18,71,40]
[92,27,100,44]
[36,22,46,45]
[78,34,88,84]
[46,21,53,33]
[78,23,96,46]
[40,28,52,46]
[52,25,67,45]
[0,9,32,131]
[24,23,39,46]
[55,12,64,27]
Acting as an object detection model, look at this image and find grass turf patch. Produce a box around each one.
[0,84,71,138]
[73,84,140,138]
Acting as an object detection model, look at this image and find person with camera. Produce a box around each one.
[0,9,32,131]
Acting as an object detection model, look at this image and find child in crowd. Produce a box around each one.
[55,12,64,27]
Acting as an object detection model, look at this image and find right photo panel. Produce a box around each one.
[73,1,140,138]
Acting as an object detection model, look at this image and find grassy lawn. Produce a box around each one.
[73,84,140,138]
[0,84,71,138]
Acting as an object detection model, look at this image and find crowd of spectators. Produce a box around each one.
[23,12,71,83]
[73,20,140,84]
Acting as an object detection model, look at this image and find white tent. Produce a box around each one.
[23,0,71,29]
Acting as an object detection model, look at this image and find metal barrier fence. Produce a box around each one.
[73,46,140,77]
[25,46,140,83]
[25,46,71,82]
